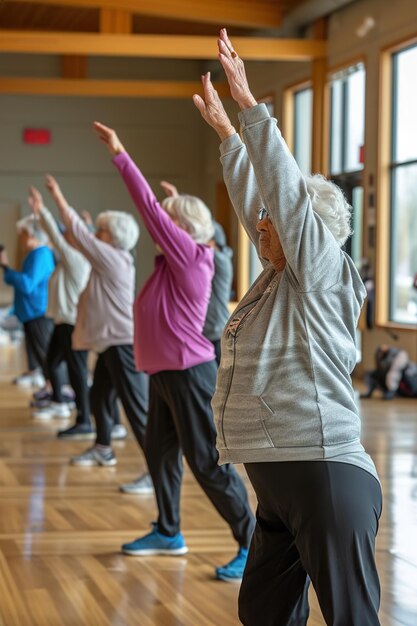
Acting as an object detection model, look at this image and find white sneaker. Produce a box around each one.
[33,402,72,420]
[71,446,117,467]
[31,371,46,388]
[112,424,128,440]
[13,371,45,388]
[13,372,35,388]
[119,473,153,494]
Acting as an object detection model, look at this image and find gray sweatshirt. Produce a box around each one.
[212,104,378,481]
[67,208,136,353]
[203,246,233,342]
[40,206,90,326]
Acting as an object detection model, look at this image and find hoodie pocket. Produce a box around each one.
[217,393,275,450]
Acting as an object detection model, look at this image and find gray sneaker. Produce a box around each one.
[119,473,153,494]
[71,446,117,467]
[112,424,128,440]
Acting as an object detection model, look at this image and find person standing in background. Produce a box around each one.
[0,215,55,386]
[44,175,150,487]
[203,221,233,364]
[94,122,255,581]
[28,184,92,437]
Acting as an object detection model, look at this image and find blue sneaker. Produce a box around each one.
[215,547,249,582]
[122,524,188,556]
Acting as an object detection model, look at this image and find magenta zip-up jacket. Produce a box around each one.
[113,152,215,374]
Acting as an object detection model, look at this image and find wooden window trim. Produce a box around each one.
[376,36,417,329]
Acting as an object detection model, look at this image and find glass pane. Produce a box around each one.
[351,186,364,265]
[390,163,417,323]
[330,80,343,175]
[294,88,312,175]
[393,44,417,162]
[345,68,365,172]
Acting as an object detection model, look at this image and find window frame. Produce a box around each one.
[283,78,312,161]
[377,35,417,331]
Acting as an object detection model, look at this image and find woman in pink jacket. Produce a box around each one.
[94,121,255,582]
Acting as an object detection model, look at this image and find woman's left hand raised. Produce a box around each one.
[93,122,125,156]
[28,186,43,217]
[193,72,236,141]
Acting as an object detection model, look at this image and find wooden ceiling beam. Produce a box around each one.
[0,77,231,98]
[15,0,282,29]
[100,9,132,34]
[0,31,326,61]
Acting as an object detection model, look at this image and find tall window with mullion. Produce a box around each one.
[330,63,365,176]
[293,87,313,175]
[329,63,365,266]
[389,43,417,324]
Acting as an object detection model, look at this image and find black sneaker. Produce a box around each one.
[32,387,52,402]
[57,424,95,440]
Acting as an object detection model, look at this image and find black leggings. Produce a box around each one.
[146,361,255,547]
[240,461,382,626]
[46,323,89,425]
[24,317,54,377]
[90,345,148,449]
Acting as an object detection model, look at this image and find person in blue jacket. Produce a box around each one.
[0,214,55,381]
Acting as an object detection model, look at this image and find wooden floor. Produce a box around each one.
[0,343,416,626]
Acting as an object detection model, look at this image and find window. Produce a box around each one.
[389,43,417,323]
[329,63,365,176]
[328,63,366,266]
[328,63,366,359]
[293,87,313,175]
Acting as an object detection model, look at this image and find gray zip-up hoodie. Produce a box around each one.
[212,104,378,481]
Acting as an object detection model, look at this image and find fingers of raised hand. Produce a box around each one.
[93,121,112,142]
[219,28,236,56]
[192,94,205,115]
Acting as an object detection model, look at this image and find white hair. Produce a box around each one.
[305,174,352,247]
[96,211,139,251]
[162,195,214,244]
[16,215,49,245]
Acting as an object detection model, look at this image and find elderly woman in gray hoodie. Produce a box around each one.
[194,29,382,626]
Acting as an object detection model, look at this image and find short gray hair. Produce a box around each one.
[306,174,352,247]
[162,195,214,244]
[16,215,49,245]
[96,211,139,251]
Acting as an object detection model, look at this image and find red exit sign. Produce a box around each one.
[23,128,51,145]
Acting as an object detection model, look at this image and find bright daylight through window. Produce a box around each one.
[389,43,417,324]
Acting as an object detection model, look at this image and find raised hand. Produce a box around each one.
[93,121,125,156]
[45,174,61,199]
[28,186,43,217]
[193,72,236,140]
[81,210,93,226]
[217,28,257,110]
[45,174,69,213]
[160,180,179,198]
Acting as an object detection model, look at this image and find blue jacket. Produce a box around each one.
[3,246,55,323]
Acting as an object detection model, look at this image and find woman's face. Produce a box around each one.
[256,213,286,271]
[95,225,114,245]
[18,229,33,252]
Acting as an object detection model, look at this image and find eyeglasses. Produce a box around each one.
[258,207,269,222]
